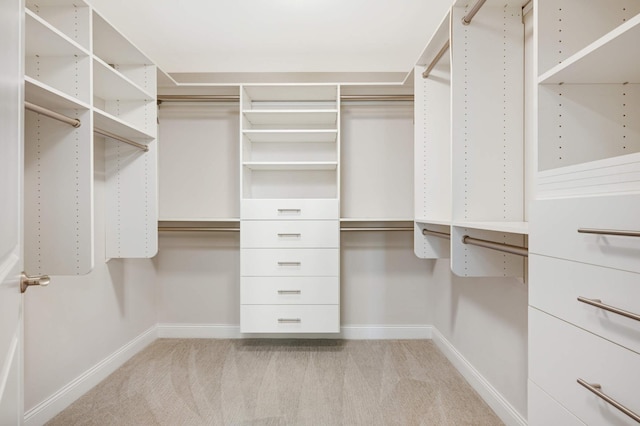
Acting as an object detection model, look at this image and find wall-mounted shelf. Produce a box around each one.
[243,110,338,127]
[25,9,89,57]
[26,0,91,50]
[414,218,451,226]
[25,77,90,111]
[452,221,529,235]
[93,108,154,142]
[93,58,154,102]
[243,129,338,143]
[243,161,338,171]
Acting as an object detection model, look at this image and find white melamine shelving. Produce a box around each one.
[452,221,529,235]
[93,108,155,142]
[25,76,90,111]
[243,129,337,143]
[93,58,154,102]
[26,0,91,50]
[243,161,338,171]
[414,218,451,227]
[537,0,640,196]
[243,110,338,127]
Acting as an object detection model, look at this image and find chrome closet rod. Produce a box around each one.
[157,94,414,103]
[94,128,149,152]
[341,227,413,232]
[158,227,240,232]
[462,235,528,257]
[461,0,488,25]
[422,40,450,79]
[25,101,81,128]
[422,229,451,239]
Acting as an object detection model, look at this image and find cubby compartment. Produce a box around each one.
[25,10,91,106]
[26,0,90,51]
[242,168,338,199]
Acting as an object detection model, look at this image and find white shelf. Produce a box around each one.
[25,76,89,111]
[93,108,155,141]
[243,129,338,143]
[243,85,338,102]
[243,110,338,126]
[452,221,529,235]
[243,161,338,171]
[341,218,413,222]
[415,218,451,226]
[539,13,640,84]
[158,218,240,223]
[25,9,89,57]
[27,0,85,6]
[93,57,154,102]
[92,11,151,65]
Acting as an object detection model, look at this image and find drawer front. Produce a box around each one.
[530,194,640,273]
[241,277,339,305]
[530,308,640,426]
[241,305,339,333]
[530,255,640,354]
[529,381,585,426]
[241,220,339,249]
[242,199,339,220]
[241,249,339,277]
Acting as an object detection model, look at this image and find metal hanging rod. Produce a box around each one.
[462,235,528,257]
[461,0,488,25]
[94,128,149,152]
[422,229,451,239]
[422,40,450,79]
[158,227,240,232]
[341,227,413,232]
[157,94,413,104]
[25,101,81,128]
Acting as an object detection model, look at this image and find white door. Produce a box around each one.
[0,0,24,423]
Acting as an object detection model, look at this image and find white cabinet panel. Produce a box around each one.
[530,195,640,273]
[241,277,338,305]
[241,305,340,333]
[241,249,339,277]
[530,255,640,354]
[530,308,640,426]
[528,380,585,426]
[241,199,338,220]
[241,220,338,249]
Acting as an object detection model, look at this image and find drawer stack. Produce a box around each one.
[240,199,340,333]
[529,194,640,425]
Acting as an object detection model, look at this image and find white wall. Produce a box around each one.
[23,138,158,413]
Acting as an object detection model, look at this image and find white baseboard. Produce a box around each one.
[157,323,432,340]
[431,328,527,426]
[24,326,157,426]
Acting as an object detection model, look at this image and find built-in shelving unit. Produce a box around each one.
[23,0,159,274]
[240,85,340,334]
[413,0,526,277]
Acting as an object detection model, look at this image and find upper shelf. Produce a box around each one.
[93,108,155,141]
[243,85,338,102]
[539,13,640,84]
[243,110,338,126]
[243,161,338,171]
[92,11,151,65]
[93,58,154,102]
[243,129,338,143]
[25,9,89,57]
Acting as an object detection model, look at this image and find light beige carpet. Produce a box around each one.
[47,339,503,425]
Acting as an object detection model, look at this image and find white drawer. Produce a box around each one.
[530,255,640,354]
[241,220,339,249]
[241,305,339,333]
[241,277,338,305]
[529,380,585,426]
[241,249,339,277]
[530,308,640,426]
[242,199,339,220]
[530,194,640,273]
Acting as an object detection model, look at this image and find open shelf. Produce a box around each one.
[415,218,451,226]
[93,58,154,102]
[25,9,89,57]
[243,129,338,143]
[243,161,337,171]
[93,108,155,141]
[92,11,151,65]
[25,76,90,111]
[243,110,338,126]
[452,221,529,235]
[243,85,338,103]
[539,13,640,84]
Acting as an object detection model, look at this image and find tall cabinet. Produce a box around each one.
[239,85,341,333]
[529,1,640,424]
[24,0,158,276]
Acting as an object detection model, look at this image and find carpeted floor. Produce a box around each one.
[47,339,503,425]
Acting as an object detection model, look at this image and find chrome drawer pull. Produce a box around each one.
[577,379,640,423]
[278,209,301,213]
[578,228,640,238]
[577,297,640,323]
[278,233,301,238]
[277,262,301,266]
[278,290,301,295]
[278,318,301,324]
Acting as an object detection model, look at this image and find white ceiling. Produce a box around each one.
[86,0,454,76]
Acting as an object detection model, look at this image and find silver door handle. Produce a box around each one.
[278,290,302,295]
[21,272,50,293]
[277,209,301,213]
[278,318,301,323]
[577,297,640,323]
[577,228,640,238]
[277,262,301,266]
[577,379,640,423]
[278,233,301,238]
